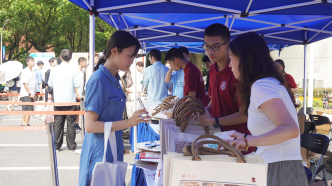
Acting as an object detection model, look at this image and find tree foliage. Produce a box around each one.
[0,0,116,63]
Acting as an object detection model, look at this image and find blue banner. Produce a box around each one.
[1,47,5,60]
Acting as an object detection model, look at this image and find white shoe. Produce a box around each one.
[14,105,18,107]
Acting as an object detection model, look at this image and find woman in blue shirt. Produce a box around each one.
[79,30,149,186]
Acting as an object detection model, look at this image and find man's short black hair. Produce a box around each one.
[178,47,189,55]
[26,57,34,63]
[37,61,44,66]
[204,23,230,42]
[56,57,62,65]
[202,55,210,63]
[60,49,72,62]
[165,48,185,62]
[49,57,55,64]
[78,57,87,64]
[148,49,161,61]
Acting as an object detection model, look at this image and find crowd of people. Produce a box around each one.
[2,20,302,185]
[76,21,305,186]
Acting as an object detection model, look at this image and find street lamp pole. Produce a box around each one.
[1,19,10,65]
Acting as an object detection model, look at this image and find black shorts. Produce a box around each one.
[22,96,34,111]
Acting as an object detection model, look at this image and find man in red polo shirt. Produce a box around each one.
[198,23,254,153]
[165,48,210,106]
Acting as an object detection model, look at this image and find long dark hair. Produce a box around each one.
[229,32,295,115]
[94,30,141,71]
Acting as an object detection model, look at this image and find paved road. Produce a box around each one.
[0,104,135,186]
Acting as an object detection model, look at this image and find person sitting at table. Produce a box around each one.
[226,32,308,186]
[275,59,297,93]
[78,30,150,186]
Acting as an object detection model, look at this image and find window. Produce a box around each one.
[315,80,324,88]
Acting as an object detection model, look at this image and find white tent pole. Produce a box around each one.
[266,29,300,36]
[225,17,229,28]
[125,24,169,32]
[264,35,303,43]
[231,25,279,36]
[308,19,332,42]
[229,17,235,31]
[250,1,319,14]
[89,2,95,73]
[303,30,308,115]
[97,0,163,12]
[246,0,253,13]
[308,42,315,107]
[139,34,173,41]
[133,31,138,154]
[109,15,119,30]
[82,0,92,10]
[171,0,241,14]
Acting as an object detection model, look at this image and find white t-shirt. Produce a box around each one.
[20,68,36,97]
[248,78,302,164]
[77,69,84,97]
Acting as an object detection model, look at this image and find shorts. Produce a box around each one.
[22,96,34,111]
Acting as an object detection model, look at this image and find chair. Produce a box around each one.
[301,134,330,185]
[298,107,314,120]
[309,115,332,139]
[304,121,316,134]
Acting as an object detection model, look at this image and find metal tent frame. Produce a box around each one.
[71,0,332,159]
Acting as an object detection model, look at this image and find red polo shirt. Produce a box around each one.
[183,61,210,106]
[285,73,297,89]
[208,62,251,134]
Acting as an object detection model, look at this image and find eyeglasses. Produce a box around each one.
[202,41,229,51]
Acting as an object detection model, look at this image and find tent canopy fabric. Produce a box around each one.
[70,0,332,53]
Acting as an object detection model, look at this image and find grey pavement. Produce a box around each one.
[0,103,136,186]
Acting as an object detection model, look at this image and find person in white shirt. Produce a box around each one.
[223,32,308,186]
[48,49,80,151]
[75,57,87,132]
[136,61,144,94]
[20,57,37,126]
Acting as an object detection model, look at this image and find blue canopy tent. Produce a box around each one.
[69,0,332,159]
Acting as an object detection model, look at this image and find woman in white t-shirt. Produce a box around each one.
[227,32,308,186]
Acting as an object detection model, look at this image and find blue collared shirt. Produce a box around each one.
[170,69,184,98]
[48,62,80,103]
[34,69,43,93]
[143,61,171,106]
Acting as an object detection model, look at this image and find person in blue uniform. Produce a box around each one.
[78,30,150,186]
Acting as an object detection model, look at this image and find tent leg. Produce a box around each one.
[133,30,138,154]
[89,10,95,72]
[303,43,307,115]
[308,43,315,107]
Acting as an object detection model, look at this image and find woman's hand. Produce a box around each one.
[230,131,245,140]
[128,108,150,127]
[228,139,246,151]
[198,107,214,126]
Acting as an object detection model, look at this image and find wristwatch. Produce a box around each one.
[213,117,220,128]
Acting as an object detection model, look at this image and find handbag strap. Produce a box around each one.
[103,122,118,163]
[190,134,246,163]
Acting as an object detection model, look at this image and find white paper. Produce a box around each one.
[143,169,156,186]
[171,160,267,186]
[137,141,161,152]
[148,124,160,135]
[131,160,158,171]
[152,112,168,119]
[154,159,163,186]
